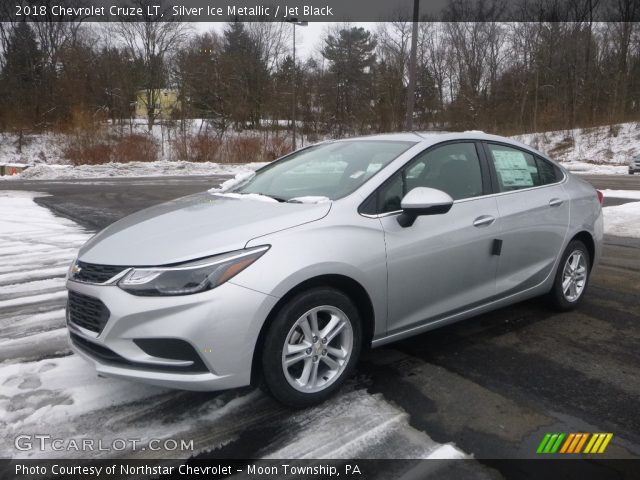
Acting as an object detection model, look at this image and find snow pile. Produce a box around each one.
[212,192,278,202]
[208,170,256,193]
[601,189,640,200]
[288,196,331,204]
[1,160,267,181]
[559,161,628,175]
[603,201,640,238]
[511,121,640,175]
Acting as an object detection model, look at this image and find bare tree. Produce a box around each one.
[111,0,190,131]
[419,23,452,128]
[246,22,291,73]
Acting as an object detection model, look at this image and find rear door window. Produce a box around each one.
[486,144,541,191]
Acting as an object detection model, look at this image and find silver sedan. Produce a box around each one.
[66,132,603,407]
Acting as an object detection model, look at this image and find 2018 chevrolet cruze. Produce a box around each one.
[66,132,603,407]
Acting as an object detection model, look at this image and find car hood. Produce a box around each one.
[78,192,331,266]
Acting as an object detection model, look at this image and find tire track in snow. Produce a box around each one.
[0,266,69,287]
[0,192,88,349]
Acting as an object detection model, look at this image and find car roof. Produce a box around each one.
[330,131,549,160]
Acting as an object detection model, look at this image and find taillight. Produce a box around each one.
[596,190,604,205]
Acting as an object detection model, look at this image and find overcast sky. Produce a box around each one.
[196,22,377,60]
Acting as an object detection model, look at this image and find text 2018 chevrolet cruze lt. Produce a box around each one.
[66,132,603,407]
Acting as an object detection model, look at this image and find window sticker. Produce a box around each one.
[492,149,534,187]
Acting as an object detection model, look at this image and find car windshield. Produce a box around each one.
[233,140,415,201]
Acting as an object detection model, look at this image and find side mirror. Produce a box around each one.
[397,187,454,227]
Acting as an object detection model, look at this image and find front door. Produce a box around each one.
[375,142,500,335]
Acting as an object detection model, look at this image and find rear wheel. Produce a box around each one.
[261,287,362,408]
[549,240,591,311]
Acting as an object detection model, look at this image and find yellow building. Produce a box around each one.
[135,89,181,120]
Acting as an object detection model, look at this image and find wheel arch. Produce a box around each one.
[250,274,375,387]
[570,230,596,268]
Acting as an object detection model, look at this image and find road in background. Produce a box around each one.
[1,173,639,230]
[0,176,228,230]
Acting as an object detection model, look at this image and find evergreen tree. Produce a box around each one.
[222,21,268,129]
[0,23,42,148]
[322,27,377,135]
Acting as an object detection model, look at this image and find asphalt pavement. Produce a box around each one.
[1,173,639,471]
[1,173,639,230]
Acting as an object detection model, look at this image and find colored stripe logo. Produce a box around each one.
[537,433,613,454]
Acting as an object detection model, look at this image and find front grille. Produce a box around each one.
[72,261,126,284]
[67,291,110,334]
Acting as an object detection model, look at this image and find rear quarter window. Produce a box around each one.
[535,156,563,185]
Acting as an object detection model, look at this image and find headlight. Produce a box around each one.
[117,246,269,296]
[67,257,78,280]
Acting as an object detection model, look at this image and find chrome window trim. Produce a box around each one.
[358,173,568,219]
[357,137,568,219]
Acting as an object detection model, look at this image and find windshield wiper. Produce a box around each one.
[254,192,287,202]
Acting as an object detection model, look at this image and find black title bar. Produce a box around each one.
[4,0,640,22]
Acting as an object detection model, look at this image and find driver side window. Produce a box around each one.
[377,142,484,213]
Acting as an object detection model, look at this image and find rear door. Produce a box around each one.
[483,142,569,296]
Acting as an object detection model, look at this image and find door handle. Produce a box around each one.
[549,198,563,207]
[473,215,496,227]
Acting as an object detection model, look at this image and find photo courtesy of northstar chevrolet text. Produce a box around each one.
[1,0,639,478]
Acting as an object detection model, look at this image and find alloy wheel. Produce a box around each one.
[562,250,587,302]
[281,305,353,393]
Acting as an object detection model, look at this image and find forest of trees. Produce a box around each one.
[1,3,639,153]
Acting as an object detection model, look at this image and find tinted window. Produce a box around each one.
[487,144,542,192]
[377,142,484,213]
[535,156,562,185]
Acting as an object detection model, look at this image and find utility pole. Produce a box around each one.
[405,0,420,131]
[286,18,308,150]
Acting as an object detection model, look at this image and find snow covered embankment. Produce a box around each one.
[511,122,640,175]
[0,160,267,181]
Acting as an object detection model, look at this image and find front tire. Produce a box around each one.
[261,287,362,408]
[549,240,591,311]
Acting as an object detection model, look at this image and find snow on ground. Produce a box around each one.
[602,189,640,200]
[603,201,640,238]
[511,121,640,175]
[264,389,466,459]
[558,161,628,175]
[0,191,463,460]
[1,160,267,181]
[0,191,90,358]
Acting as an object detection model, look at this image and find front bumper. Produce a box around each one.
[66,279,278,391]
